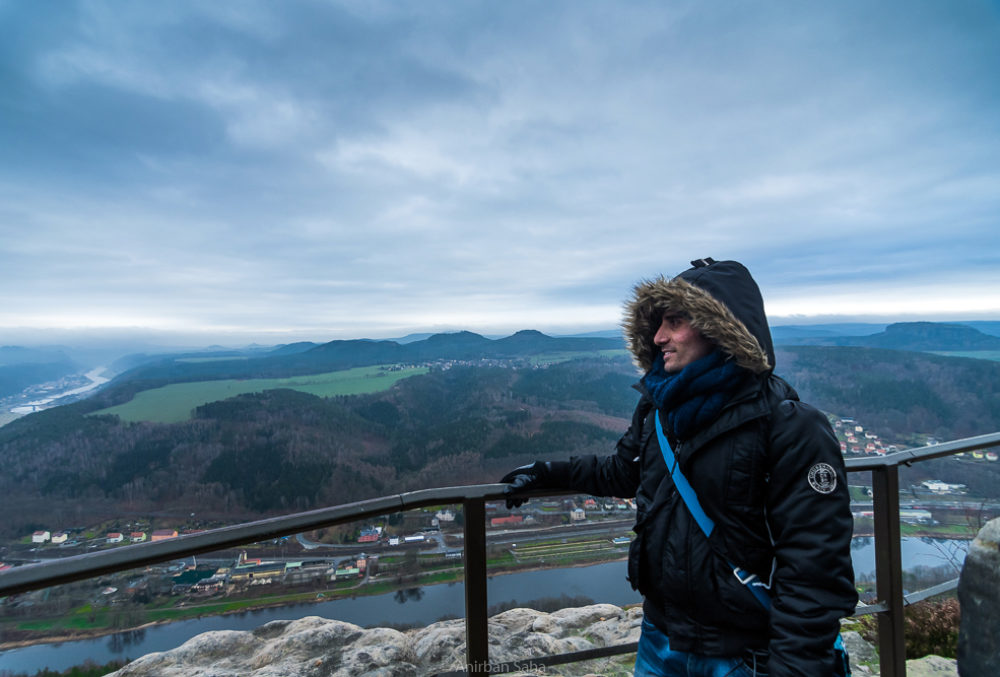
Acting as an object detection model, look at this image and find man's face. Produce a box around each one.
[653,314,714,373]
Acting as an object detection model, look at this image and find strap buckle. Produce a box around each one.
[733,566,769,589]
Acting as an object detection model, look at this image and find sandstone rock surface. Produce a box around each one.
[109,604,643,677]
[106,602,963,676]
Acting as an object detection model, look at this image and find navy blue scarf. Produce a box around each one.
[641,350,748,440]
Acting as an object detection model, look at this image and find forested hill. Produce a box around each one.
[1,344,998,536]
[775,346,1000,441]
[0,356,637,535]
[111,330,624,387]
[776,321,1000,351]
[0,346,78,399]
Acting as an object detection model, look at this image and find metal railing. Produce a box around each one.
[2,432,999,676]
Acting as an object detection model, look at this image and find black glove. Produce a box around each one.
[499,461,553,509]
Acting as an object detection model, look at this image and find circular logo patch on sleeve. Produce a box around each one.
[807,463,837,494]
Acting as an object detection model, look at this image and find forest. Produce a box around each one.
[1,340,999,537]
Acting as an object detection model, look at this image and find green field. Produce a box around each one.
[929,351,1000,362]
[529,348,629,365]
[89,365,429,423]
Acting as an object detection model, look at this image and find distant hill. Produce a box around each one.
[775,321,1000,351]
[775,345,1000,440]
[0,360,79,399]
[0,346,79,398]
[963,321,1000,337]
[771,323,886,341]
[266,342,319,356]
[110,330,625,390]
[0,346,75,367]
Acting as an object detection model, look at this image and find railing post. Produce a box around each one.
[871,465,905,677]
[463,497,489,676]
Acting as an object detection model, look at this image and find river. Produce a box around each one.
[0,537,967,674]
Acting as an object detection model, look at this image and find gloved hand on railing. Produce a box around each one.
[499,461,556,509]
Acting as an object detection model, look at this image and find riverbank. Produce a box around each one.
[0,550,627,651]
[1,525,975,653]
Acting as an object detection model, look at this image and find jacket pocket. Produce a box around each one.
[627,530,644,592]
[709,549,771,625]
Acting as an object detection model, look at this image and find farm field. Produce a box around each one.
[929,350,1000,362]
[89,365,429,423]
[528,348,628,365]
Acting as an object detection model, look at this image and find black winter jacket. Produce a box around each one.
[547,260,857,677]
[553,374,856,676]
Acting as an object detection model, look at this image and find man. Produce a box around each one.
[501,258,857,676]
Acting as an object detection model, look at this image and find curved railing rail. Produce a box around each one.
[2,431,999,676]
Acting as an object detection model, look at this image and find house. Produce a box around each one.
[190,578,225,595]
[434,509,455,523]
[921,479,967,494]
[330,566,361,581]
[151,529,178,541]
[107,532,124,544]
[490,515,523,527]
[32,530,51,543]
[570,508,586,521]
[358,528,380,543]
[283,561,329,585]
[230,562,285,583]
[131,532,146,542]
[51,532,68,544]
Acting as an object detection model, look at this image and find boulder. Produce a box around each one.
[108,605,643,677]
[907,654,958,676]
[957,517,1000,676]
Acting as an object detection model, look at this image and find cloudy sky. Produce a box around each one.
[2,1,998,345]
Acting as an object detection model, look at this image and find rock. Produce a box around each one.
[907,654,958,676]
[106,602,962,677]
[108,605,642,677]
[958,517,1000,676]
[842,630,878,671]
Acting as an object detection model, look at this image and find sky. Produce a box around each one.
[2,0,999,346]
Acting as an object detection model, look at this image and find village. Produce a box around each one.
[4,413,998,650]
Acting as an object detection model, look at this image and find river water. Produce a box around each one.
[0,537,967,674]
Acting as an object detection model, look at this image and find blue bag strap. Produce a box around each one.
[654,411,772,610]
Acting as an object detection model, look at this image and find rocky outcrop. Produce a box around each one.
[958,516,1000,676]
[109,604,643,677]
[108,602,964,676]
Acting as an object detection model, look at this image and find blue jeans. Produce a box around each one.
[634,620,767,677]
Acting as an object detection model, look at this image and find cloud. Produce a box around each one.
[1,0,998,343]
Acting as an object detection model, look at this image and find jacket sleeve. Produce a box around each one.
[546,398,646,498]
[765,400,858,677]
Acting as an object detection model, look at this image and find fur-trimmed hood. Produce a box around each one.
[623,258,774,374]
